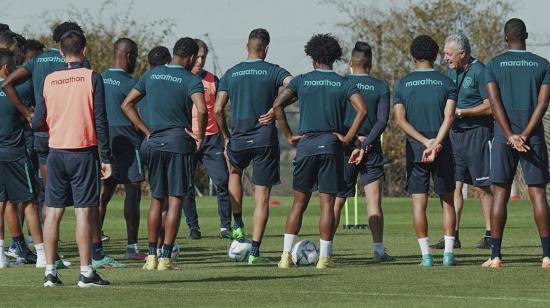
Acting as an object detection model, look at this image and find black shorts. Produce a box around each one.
[293,153,344,194]
[226,142,280,187]
[34,135,49,166]
[406,148,455,195]
[338,144,385,198]
[45,149,100,208]
[451,126,491,187]
[147,149,194,199]
[0,156,36,203]
[490,141,550,185]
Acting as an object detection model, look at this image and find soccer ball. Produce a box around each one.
[291,240,319,266]
[228,239,252,262]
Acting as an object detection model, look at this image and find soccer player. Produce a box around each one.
[393,35,457,267]
[33,31,111,287]
[183,38,232,239]
[332,41,393,262]
[98,38,146,261]
[275,34,367,269]
[483,18,550,268]
[429,33,494,250]
[122,37,207,271]
[214,28,292,264]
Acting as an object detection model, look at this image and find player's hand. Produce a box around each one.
[349,148,365,165]
[365,144,373,154]
[421,143,442,163]
[258,108,275,125]
[334,132,354,145]
[287,134,303,145]
[100,163,112,180]
[508,134,530,152]
[185,128,204,151]
[423,138,436,149]
[25,110,34,128]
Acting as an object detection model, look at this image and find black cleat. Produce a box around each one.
[476,237,491,249]
[77,271,110,288]
[16,251,38,264]
[44,273,63,287]
[187,229,202,240]
[220,229,232,239]
[430,238,461,249]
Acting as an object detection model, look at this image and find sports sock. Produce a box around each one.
[127,243,139,251]
[161,244,173,258]
[148,242,157,256]
[319,240,332,257]
[373,242,384,255]
[454,230,460,241]
[45,264,56,276]
[444,236,455,253]
[92,242,106,261]
[35,243,45,257]
[283,234,296,253]
[540,236,550,257]
[233,213,244,228]
[13,235,29,256]
[220,227,228,233]
[417,237,430,256]
[0,240,4,260]
[0,239,4,249]
[250,241,261,257]
[80,265,94,278]
[490,237,502,259]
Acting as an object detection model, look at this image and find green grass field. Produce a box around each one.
[1,196,550,307]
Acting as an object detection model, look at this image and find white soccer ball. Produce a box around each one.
[291,240,319,266]
[228,239,252,262]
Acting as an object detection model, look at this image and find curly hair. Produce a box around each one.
[52,21,84,43]
[304,34,342,66]
[23,39,45,55]
[148,46,171,67]
[173,37,198,58]
[410,35,439,62]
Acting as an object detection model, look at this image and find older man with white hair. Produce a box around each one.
[431,33,494,250]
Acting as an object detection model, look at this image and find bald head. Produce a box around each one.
[114,38,138,74]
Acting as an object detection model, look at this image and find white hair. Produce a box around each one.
[445,33,471,55]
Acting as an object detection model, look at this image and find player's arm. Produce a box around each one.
[421,98,456,162]
[121,89,149,137]
[259,75,295,124]
[273,88,301,145]
[92,72,113,179]
[1,67,33,123]
[214,90,231,144]
[190,92,207,149]
[522,84,550,141]
[393,104,429,146]
[362,93,390,148]
[337,93,367,145]
[31,79,47,131]
[458,99,492,117]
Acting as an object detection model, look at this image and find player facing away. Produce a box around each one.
[0,48,43,268]
[430,33,494,250]
[98,38,147,261]
[332,41,393,262]
[393,35,457,267]
[122,37,207,271]
[182,38,232,239]
[483,18,550,268]
[274,34,367,269]
[214,28,292,264]
[33,31,112,287]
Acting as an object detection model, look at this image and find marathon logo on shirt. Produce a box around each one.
[50,76,86,86]
[356,83,375,91]
[151,74,183,83]
[231,69,268,77]
[304,80,342,87]
[500,60,539,68]
[36,56,64,63]
[103,78,121,86]
[405,79,443,87]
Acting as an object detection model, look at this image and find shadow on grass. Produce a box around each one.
[132,273,332,285]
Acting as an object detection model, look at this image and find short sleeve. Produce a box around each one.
[447,79,458,101]
[134,74,147,94]
[544,63,550,85]
[476,67,488,99]
[22,57,34,74]
[484,61,497,85]
[274,65,291,86]
[188,76,205,96]
[345,80,360,98]
[287,75,300,94]
[218,72,229,92]
[393,82,403,105]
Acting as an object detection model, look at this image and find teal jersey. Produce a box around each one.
[447,59,491,130]
[485,50,550,144]
[343,74,390,144]
[102,68,137,127]
[0,79,27,159]
[288,69,359,135]
[218,59,290,150]
[394,69,457,137]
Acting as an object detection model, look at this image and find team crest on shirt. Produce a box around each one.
[462,77,473,88]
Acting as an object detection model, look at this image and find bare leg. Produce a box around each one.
[228,168,243,219]
[454,181,464,233]
[22,201,43,244]
[43,207,64,266]
[74,208,92,266]
[148,197,163,245]
[251,185,271,242]
[319,193,336,241]
[440,192,456,237]
[365,179,383,243]
[491,183,510,240]
[333,196,346,234]
[285,191,312,235]
[163,196,183,246]
[412,193,429,238]
[478,186,493,232]
[98,182,117,229]
[527,185,550,237]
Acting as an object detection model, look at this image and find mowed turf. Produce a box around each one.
[1,196,550,307]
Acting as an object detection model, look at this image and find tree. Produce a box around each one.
[329,0,513,196]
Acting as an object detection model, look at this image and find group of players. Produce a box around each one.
[0,16,549,287]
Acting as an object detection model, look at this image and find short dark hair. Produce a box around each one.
[0,31,17,48]
[148,46,171,67]
[304,33,342,65]
[0,48,15,68]
[52,21,84,43]
[248,28,270,47]
[195,39,208,54]
[504,18,527,42]
[23,39,45,55]
[114,38,137,55]
[351,41,372,68]
[173,37,198,58]
[0,24,9,32]
[60,31,86,57]
[410,35,439,62]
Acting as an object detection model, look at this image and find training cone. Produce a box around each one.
[270,200,281,206]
